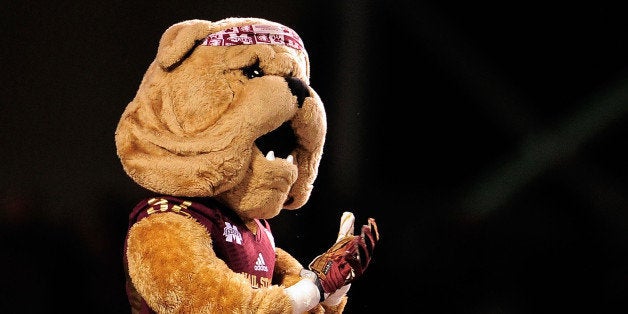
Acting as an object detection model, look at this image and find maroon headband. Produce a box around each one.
[200,23,304,50]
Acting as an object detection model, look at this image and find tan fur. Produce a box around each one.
[116,17,345,313]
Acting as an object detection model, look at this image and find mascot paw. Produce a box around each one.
[308,212,380,295]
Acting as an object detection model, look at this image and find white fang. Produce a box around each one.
[265,150,275,161]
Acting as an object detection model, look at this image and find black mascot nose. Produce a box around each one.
[285,77,310,108]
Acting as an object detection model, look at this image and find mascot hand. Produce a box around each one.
[284,276,322,314]
[308,211,379,302]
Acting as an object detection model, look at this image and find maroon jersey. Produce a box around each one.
[124,196,277,313]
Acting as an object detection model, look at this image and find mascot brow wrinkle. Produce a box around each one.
[115,17,379,314]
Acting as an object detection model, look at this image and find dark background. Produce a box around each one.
[2,1,628,313]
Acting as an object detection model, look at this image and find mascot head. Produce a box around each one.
[115,18,327,219]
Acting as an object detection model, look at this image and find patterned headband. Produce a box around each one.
[200,23,304,50]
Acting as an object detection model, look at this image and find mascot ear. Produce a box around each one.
[156,19,213,71]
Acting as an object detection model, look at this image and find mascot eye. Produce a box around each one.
[242,61,264,79]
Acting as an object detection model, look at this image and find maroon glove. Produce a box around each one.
[308,212,380,294]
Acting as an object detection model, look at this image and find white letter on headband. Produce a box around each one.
[200,23,304,50]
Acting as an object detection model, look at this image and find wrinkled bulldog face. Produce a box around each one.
[210,42,328,219]
[115,18,327,219]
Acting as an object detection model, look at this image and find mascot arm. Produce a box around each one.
[273,247,306,287]
[126,212,313,313]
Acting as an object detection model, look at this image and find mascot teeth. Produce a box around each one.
[265,150,276,161]
[265,151,295,164]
